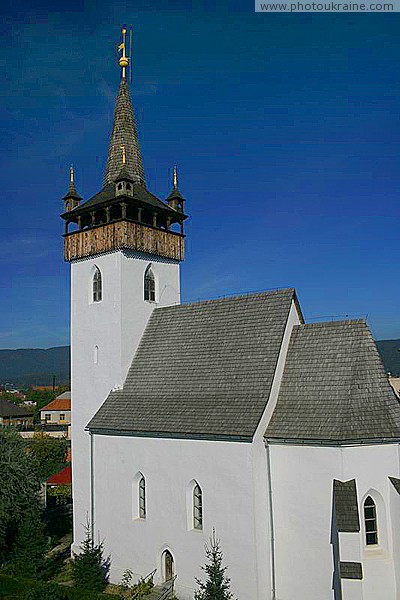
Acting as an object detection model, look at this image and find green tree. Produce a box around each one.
[0,391,24,405]
[195,530,236,600]
[0,428,42,561]
[23,581,68,600]
[29,432,68,481]
[11,509,48,577]
[71,521,109,592]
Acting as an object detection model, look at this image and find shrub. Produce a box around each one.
[23,581,68,600]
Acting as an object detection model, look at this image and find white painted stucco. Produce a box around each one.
[266,442,400,600]
[70,249,400,599]
[70,250,180,553]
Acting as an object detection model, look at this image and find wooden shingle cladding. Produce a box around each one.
[265,320,400,443]
[64,220,185,262]
[333,479,360,533]
[88,289,295,439]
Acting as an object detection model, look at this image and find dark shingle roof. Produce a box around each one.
[0,399,32,418]
[389,477,400,494]
[340,562,363,580]
[265,320,400,443]
[70,182,179,216]
[88,289,295,439]
[333,479,360,532]
[104,78,145,187]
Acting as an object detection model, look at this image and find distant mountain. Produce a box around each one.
[0,346,70,387]
[0,339,398,387]
[376,339,400,377]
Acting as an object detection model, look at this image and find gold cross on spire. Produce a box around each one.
[173,165,178,190]
[120,145,126,165]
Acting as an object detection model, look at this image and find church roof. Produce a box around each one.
[265,320,400,443]
[70,182,179,216]
[104,78,145,187]
[87,289,296,440]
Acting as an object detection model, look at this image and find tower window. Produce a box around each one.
[144,266,155,302]
[92,267,102,302]
[193,483,203,530]
[139,476,146,519]
[364,496,378,545]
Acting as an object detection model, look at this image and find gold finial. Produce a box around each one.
[118,26,129,79]
[173,165,178,189]
[120,145,126,165]
[70,164,74,185]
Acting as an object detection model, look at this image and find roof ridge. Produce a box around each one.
[296,319,366,329]
[155,288,295,311]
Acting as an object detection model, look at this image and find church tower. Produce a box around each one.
[61,27,187,551]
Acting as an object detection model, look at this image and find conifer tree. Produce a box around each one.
[195,529,236,600]
[71,520,109,591]
[12,508,48,577]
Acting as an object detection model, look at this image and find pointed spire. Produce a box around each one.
[63,164,82,210]
[104,27,145,188]
[166,166,185,213]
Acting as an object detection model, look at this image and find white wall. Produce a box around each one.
[344,444,399,600]
[40,409,71,424]
[70,250,180,553]
[92,434,261,600]
[267,443,400,600]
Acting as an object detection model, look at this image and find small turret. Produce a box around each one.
[63,165,82,212]
[166,166,185,213]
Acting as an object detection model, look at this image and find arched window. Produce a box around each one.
[193,483,203,530]
[364,496,378,545]
[92,267,102,302]
[139,476,146,519]
[144,266,155,302]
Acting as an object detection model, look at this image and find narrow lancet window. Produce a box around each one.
[364,496,378,545]
[92,267,102,302]
[193,483,203,530]
[144,266,155,302]
[139,476,146,519]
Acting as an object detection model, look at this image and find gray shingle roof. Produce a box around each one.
[88,289,295,439]
[265,320,400,443]
[340,562,363,580]
[389,477,400,494]
[333,479,360,532]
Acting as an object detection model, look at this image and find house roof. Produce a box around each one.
[56,391,71,400]
[265,320,400,443]
[41,394,71,412]
[0,398,32,418]
[333,479,360,532]
[46,465,72,486]
[88,289,296,440]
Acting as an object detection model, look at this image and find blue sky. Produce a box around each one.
[0,0,399,347]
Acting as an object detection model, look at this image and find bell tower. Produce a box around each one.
[62,27,187,552]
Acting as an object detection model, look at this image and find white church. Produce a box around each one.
[61,28,400,600]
